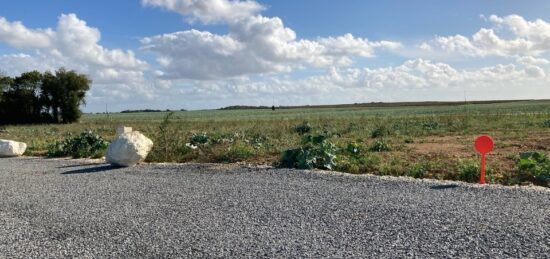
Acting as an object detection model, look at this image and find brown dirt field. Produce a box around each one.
[404,132,550,175]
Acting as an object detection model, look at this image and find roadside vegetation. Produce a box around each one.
[1,100,550,187]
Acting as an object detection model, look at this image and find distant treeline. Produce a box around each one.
[0,69,90,124]
[120,109,187,113]
[219,105,272,110]
[219,100,535,110]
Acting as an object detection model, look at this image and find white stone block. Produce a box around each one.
[106,131,153,167]
[0,139,27,157]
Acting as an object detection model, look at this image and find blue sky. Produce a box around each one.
[1,0,550,111]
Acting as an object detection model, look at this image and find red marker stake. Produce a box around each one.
[480,153,486,184]
[474,135,494,185]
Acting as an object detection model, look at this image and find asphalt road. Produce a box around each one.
[0,157,548,258]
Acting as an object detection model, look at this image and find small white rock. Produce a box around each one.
[0,139,27,157]
[106,131,153,167]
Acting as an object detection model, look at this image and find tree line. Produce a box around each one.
[0,68,91,124]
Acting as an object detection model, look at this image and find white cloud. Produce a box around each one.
[159,58,548,109]
[142,3,401,80]
[0,17,53,48]
[517,56,549,65]
[53,14,147,70]
[0,14,151,101]
[2,5,549,112]
[425,14,550,57]
[142,0,264,24]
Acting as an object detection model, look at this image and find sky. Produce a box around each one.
[1,0,550,112]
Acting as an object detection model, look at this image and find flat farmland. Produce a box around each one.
[2,100,550,187]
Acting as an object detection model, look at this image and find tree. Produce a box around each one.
[41,71,59,122]
[55,68,91,123]
[0,71,11,102]
[0,71,43,123]
[0,68,91,124]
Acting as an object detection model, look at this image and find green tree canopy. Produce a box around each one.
[0,68,91,124]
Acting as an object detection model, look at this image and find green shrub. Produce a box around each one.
[47,131,109,158]
[457,160,480,183]
[346,141,362,156]
[369,139,391,152]
[518,151,550,186]
[422,121,440,131]
[247,133,268,148]
[371,125,390,138]
[190,132,209,145]
[294,121,312,135]
[280,134,337,170]
[220,143,255,162]
[408,164,427,178]
[337,154,380,174]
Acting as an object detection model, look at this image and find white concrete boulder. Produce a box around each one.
[106,127,153,167]
[0,139,27,157]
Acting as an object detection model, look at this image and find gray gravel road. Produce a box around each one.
[0,157,548,258]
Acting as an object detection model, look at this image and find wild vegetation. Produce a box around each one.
[1,99,550,187]
[0,69,90,124]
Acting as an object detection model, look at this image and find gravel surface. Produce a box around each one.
[0,156,548,258]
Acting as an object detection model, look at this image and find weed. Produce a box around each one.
[155,112,178,161]
[47,131,109,158]
[369,139,391,152]
[337,153,380,174]
[408,163,427,178]
[190,132,209,145]
[280,134,337,170]
[371,125,390,138]
[346,141,362,157]
[422,121,440,131]
[457,160,480,183]
[294,121,312,135]
[219,142,255,163]
[517,151,550,186]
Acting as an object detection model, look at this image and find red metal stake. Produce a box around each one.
[474,135,493,185]
[480,153,486,184]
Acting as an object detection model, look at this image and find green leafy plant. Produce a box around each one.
[346,141,362,157]
[47,131,109,158]
[543,119,550,128]
[371,125,390,138]
[457,160,480,183]
[518,151,550,186]
[220,143,255,162]
[369,139,391,152]
[280,134,337,170]
[190,132,209,145]
[294,121,312,135]
[422,121,440,131]
[408,164,427,178]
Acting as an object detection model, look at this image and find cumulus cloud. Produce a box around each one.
[0,14,151,100]
[424,14,550,57]
[142,1,401,80]
[517,56,549,65]
[161,58,548,108]
[0,17,53,48]
[147,53,548,109]
[142,0,264,24]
